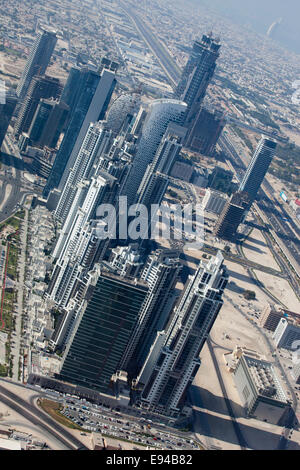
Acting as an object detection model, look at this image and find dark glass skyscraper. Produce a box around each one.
[214,191,251,240]
[59,270,148,393]
[16,30,57,100]
[14,75,62,138]
[175,33,221,126]
[42,68,116,198]
[28,98,69,149]
[0,92,17,149]
[238,136,277,206]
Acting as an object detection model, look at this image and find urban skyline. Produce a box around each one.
[0,0,299,453]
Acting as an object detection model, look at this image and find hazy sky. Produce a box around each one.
[194,0,300,54]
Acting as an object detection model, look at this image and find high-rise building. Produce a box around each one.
[122,99,187,205]
[43,68,116,198]
[28,98,69,149]
[120,249,182,375]
[136,122,186,210]
[184,107,225,155]
[48,172,118,308]
[134,251,228,416]
[273,318,300,350]
[59,67,81,116]
[214,191,251,240]
[54,121,113,223]
[109,244,144,278]
[105,93,140,134]
[16,30,57,100]
[58,268,148,394]
[238,136,277,206]
[233,350,288,424]
[0,92,17,149]
[14,75,62,138]
[175,34,220,126]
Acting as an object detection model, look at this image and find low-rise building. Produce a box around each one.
[232,349,289,424]
[273,318,300,351]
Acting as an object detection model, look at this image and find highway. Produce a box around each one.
[119,0,181,87]
[0,134,39,222]
[0,381,88,449]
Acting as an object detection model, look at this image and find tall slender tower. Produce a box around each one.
[137,122,187,204]
[135,251,228,416]
[54,121,113,224]
[238,135,277,206]
[16,30,57,100]
[43,68,116,198]
[48,172,118,308]
[175,33,220,126]
[120,249,182,375]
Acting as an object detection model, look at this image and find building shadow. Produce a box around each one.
[190,384,300,450]
[0,151,36,175]
[241,242,264,254]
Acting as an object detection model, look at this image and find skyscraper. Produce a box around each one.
[122,99,187,205]
[137,122,187,206]
[14,75,62,138]
[238,136,277,206]
[28,98,69,149]
[175,34,220,126]
[59,67,81,116]
[58,268,148,394]
[48,172,118,308]
[120,249,182,375]
[54,121,113,223]
[43,68,116,198]
[184,106,225,155]
[134,252,228,415]
[214,191,251,240]
[16,30,57,100]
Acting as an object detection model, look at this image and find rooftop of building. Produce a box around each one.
[243,354,287,403]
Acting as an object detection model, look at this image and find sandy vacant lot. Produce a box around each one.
[242,228,280,271]
[254,270,300,312]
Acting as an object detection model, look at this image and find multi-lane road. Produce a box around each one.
[0,134,40,222]
[220,134,300,290]
[0,380,88,449]
[119,0,181,87]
